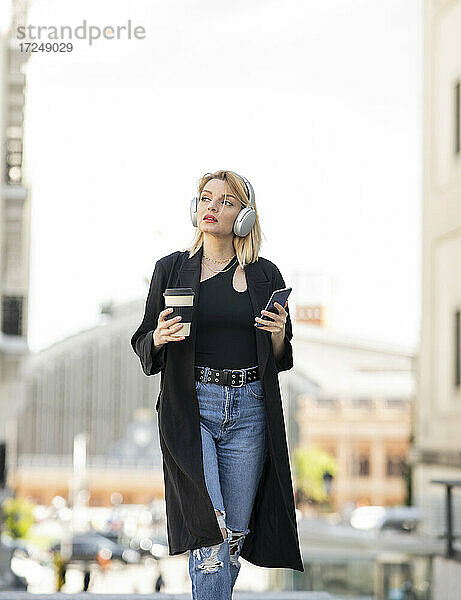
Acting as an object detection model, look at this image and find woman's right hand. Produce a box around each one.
[153,308,185,348]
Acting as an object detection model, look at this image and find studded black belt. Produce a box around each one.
[194,365,260,387]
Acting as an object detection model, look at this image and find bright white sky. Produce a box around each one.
[20,0,421,352]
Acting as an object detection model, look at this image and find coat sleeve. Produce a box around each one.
[272,264,294,373]
[130,259,168,376]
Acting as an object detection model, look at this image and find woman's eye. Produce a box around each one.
[200,196,232,207]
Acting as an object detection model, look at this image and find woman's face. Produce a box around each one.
[197,178,243,237]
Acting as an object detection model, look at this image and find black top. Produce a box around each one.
[194,258,258,370]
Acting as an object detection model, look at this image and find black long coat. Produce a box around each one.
[131,245,304,571]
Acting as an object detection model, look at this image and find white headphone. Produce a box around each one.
[189,171,256,237]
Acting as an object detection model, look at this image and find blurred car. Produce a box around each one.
[0,534,30,558]
[96,528,169,561]
[127,535,169,560]
[50,531,140,565]
[350,505,422,533]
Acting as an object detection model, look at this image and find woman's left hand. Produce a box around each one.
[254,301,288,337]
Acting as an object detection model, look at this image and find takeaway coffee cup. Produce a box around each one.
[163,287,195,337]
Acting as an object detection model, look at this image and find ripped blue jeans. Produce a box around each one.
[189,365,268,600]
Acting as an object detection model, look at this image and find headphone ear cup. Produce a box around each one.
[190,196,199,227]
[234,207,256,237]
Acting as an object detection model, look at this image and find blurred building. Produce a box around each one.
[10,289,414,513]
[284,323,415,513]
[9,299,163,506]
[412,0,461,543]
[293,270,336,328]
[0,0,31,496]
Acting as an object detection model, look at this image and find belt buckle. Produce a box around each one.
[231,369,245,387]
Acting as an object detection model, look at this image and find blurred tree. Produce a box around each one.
[293,445,338,504]
[1,497,35,538]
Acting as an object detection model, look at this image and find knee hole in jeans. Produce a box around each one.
[191,508,227,574]
[228,530,247,564]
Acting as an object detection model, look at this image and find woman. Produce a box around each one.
[131,170,303,599]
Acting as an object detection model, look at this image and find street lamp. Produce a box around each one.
[323,471,334,496]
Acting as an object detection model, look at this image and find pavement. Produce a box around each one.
[0,593,354,599]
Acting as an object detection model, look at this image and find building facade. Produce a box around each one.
[412,0,461,539]
[290,323,415,513]
[0,0,31,483]
[10,299,164,506]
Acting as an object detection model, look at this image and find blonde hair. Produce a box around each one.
[185,170,264,269]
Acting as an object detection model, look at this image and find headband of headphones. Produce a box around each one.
[226,171,255,208]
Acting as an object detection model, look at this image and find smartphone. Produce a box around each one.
[256,287,292,327]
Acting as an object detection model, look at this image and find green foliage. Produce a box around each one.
[1,497,36,539]
[293,445,338,503]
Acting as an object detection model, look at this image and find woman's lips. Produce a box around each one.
[203,216,217,222]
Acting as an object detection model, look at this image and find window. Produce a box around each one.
[352,397,373,409]
[385,398,406,409]
[359,455,370,476]
[386,456,406,477]
[316,396,338,408]
[2,295,23,336]
[352,452,370,477]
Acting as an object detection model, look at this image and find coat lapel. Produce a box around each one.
[176,246,273,380]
